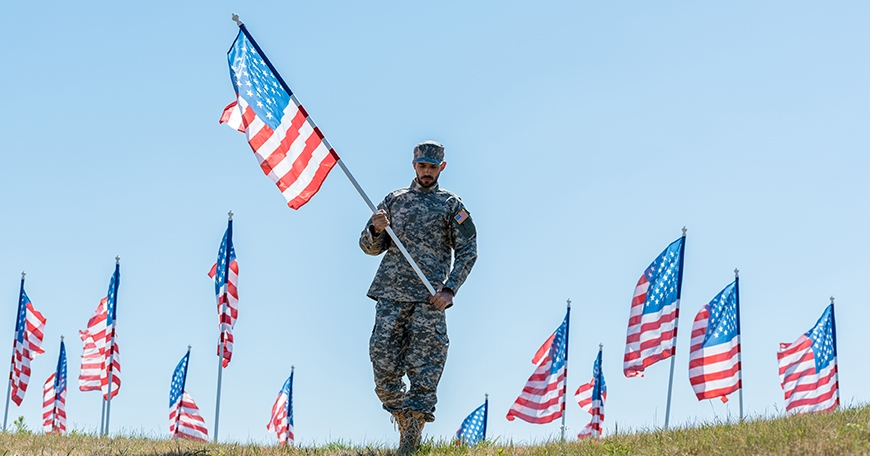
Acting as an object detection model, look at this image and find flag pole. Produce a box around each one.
[483,393,488,442]
[230,14,436,296]
[214,211,233,442]
[103,256,120,436]
[286,365,294,445]
[663,227,687,430]
[829,296,839,410]
[3,272,26,431]
[734,269,743,422]
[174,346,191,439]
[560,299,571,441]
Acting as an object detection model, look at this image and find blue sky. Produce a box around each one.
[2,0,869,445]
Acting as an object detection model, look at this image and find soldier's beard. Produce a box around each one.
[416,176,438,187]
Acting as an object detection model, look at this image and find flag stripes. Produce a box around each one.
[688,280,742,402]
[777,303,839,414]
[10,284,46,406]
[42,340,67,434]
[576,348,606,439]
[169,391,208,442]
[267,371,294,446]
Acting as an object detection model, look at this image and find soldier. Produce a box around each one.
[359,140,478,454]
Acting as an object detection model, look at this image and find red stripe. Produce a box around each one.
[689,361,742,385]
[276,131,323,192]
[259,110,307,176]
[286,150,339,210]
[688,344,740,368]
[694,380,742,400]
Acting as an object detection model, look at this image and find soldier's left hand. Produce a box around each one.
[430,290,453,311]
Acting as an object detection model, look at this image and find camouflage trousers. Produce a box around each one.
[369,298,449,423]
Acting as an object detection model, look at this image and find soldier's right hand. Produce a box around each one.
[371,210,390,234]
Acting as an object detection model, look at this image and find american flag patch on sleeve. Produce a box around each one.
[455,209,470,224]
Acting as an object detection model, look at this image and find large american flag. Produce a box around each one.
[266,370,294,446]
[209,219,238,368]
[220,26,339,210]
[9,277,46,406]
[42,339,67,434]
[777,303,839,414]
[575,347,606,439]
[623,236,685,377]
[455,398,487,445]
[506,309,570,424]
[169,350,208,441]
[689,279,741,402]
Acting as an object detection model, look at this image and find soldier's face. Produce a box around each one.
[414,161,446,187]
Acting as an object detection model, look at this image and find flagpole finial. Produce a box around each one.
[21,271,25,278]
[231,13,242,27]
[485,393,489,399]
[830,296,835,304]
[228,210,234,221]
[60,335,64,341]
[599,343,603,350]
[115,256,120,264]
[291,365,295,372]
[188,345,192,351]
[566,298,571,308]
[682,226,687,237]
[734,268,739,278]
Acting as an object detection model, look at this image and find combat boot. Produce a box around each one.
[397,410,425,455]
[391,410,408,439]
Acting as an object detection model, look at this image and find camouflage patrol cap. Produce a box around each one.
[412,141,445,165]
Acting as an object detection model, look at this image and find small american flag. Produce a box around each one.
[623,236,685,378]
[689,279,741,402]
[10,276,46,406]
[455,398,487,445]
[78,298,107,392]
[169,350,208,441]
[209,219,238,368]
[506,309,570,424]
[220,26,339,210]
[576,347,606,439]
[266,370,294,446]
[42,339,67,434]
[777,303,839,414]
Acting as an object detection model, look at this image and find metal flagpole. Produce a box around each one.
[231,15,436,297]
[3,272,26,431]
[734,269,743,421]
[561,299,571,441]
[286,366,294,445]
[103,256,120,436]
[483,393,488,442]
[174,346,191,438]
[214,211,233,442]
[663,227,687,430]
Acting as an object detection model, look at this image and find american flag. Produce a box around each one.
[102,264,122,399]
[169,350,208,441]
[209,219,238,368]
[78,296,121,399]
[575,347,606,439]
[623,236,685,377]
[689,279,741,402]
[266,369,294,446]
[777,303,839,414]
[220,26,339,210]
[506,309,570,424]
[455,398,487,445]
[9,276,46,406]
[42,339,67,434]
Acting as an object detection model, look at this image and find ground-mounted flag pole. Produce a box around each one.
[506,301,571,432]
[623,228,686,430]
[576,344,606,439]
[455,393,488,445]
[776,298,839,414]
[688,269,743,417]
[42,336,67,434]
[210,211,238,442]
[170,346,209,441]
[221,14,436,296]
[3,271,46,431]
[561,299,571,441]
[102,257,121,436]
[267,366,295,446]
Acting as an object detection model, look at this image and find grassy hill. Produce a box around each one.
[3,405,870,455]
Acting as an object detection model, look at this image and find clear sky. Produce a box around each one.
[2,0,869,446]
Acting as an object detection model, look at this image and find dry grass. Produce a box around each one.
[3,406,870,455]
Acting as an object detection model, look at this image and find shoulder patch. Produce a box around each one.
[455,209,470,224]
[454,209,476,238]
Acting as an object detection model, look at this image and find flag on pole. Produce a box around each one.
[42,339,67,434]
[208,219,238,368]
[10,278,46,406]
[220,25,339,210]
[506,309,570,424]
[623,236,686,377]
[575,347,606,439]
[777,303,839,414]
[101,263,121,400]
[689,280,741,402]
[266,369,294,446]
[169,350,208,441]
[455,398,487,445]
[78,298,107,391]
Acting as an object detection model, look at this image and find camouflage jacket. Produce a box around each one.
[359,180,478,303]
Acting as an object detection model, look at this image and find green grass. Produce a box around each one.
[3,406,870,455]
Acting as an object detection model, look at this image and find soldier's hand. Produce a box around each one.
[371,210,390,234]
[430,290,453,311]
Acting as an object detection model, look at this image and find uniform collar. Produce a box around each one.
[410,179,439,194]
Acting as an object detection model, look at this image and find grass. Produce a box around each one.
[3,406,870,455]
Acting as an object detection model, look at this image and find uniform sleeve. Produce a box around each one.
[359,197,392,256]
[443,201,478,295]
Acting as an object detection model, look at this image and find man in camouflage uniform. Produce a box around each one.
[359,141,478,454]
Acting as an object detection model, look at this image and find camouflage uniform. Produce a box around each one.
[359,142,478,423]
